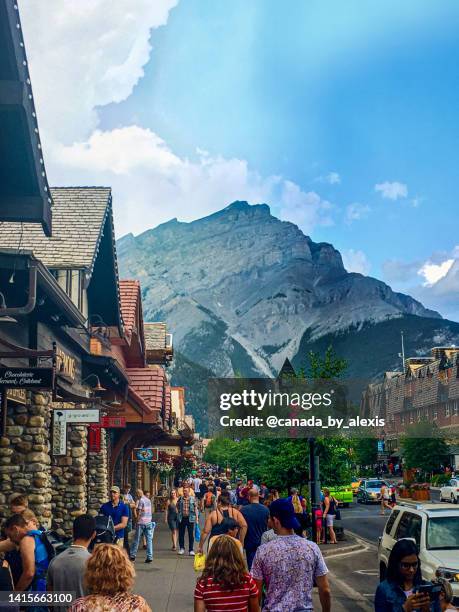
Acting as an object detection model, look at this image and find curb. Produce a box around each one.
[320,541,366,558]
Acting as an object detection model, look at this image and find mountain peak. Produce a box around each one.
[224,201,271,215]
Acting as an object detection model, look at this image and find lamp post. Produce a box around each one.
[309,437,320,544]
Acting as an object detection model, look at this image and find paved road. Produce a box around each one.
[340,489,441,543]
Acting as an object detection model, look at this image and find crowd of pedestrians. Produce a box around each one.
[1,470,454,611]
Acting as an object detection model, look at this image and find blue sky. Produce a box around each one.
[22,0,459,320]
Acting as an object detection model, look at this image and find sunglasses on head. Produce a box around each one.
[400,561,418,569]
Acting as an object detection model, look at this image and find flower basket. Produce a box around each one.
[412,489,430,501]
[399,489,411,498]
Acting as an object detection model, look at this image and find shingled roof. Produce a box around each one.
[0,187,111,273]
[119,280,141,336]
[144,322,167,350]
[127,365,167,413]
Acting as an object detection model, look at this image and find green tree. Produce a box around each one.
[203,437,238,467]
[352,436,378,468]
[300,345,348,380]
[401,421,449,477]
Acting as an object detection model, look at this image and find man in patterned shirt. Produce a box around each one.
[251,498,331,611]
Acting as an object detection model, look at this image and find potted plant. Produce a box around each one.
[397,483,411,498]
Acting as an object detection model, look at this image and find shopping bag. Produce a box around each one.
[194,522,201,541]
[194,552,206,572]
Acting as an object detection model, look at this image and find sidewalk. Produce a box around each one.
[132,516,365,611]
[133,515,196,611]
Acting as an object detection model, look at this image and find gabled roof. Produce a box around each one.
[127,365,166,413]
[0,187,110,273]
[0,0,52,234]
[144,322,167,350]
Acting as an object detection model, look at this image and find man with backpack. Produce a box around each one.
[3,513,54,611]
[47,514,96,612]
[200,485,217,520]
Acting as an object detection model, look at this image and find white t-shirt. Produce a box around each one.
[193,477,202,493]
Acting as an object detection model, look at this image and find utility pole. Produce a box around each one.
[309,437,320,543]
[400,331,406,371]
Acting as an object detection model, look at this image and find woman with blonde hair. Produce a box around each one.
[194,535,259,611]
[70,544,151,611]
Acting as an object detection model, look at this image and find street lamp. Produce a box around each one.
[81,374,106,392]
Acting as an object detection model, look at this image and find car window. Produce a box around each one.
[427,516,459,550]
[395,512,422,546]
[367,481,385,488]
[385,510,400,535]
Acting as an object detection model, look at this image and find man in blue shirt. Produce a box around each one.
[99,486,129,548]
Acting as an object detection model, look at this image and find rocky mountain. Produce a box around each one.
[117,201,459,430]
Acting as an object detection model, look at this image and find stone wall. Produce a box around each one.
[87,428,109,515]
[51,423,88,534]
[0,391,52,527]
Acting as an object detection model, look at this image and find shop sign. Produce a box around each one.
[0,368,54,389]
[100,416,126,428]
[52,409,100,455]
[132,448,159,462]
[62,409,99,423]
[88,424,101,453]
[56,347,76,381]
[154,445,181,456]
[7,389,27,405]
[52,411,67,456]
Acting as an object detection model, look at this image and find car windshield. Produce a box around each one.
[427,516,459,550]
[367,481,385,488]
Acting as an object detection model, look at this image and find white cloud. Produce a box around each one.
[278,182,334,233]
[341,249,371,276]
[315,172,341,185]
[345,202,370,223]
[418,259,455,286]
[326,172,341,184]
[375,181,408,200]
[21,0,178,145]
[53,125,335,236]
[20,0,335,238]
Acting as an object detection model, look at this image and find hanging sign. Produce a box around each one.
[61,409,99,423]
[100,416,126,428]
[0,368,54,389]
[51,409,100,455]
[132,448,159,462]
[7,389,27,405]
[88,424,101,453]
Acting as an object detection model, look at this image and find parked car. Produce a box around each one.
[356,479,388,504]
[326,485,353,507]
[378,503,459,602]
[440,478,459,504]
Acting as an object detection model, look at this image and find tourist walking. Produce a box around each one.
[176,485,198,556]
[129,489,155,563]
[70,544,151,612]
[322,489,338,544]
[164,490,179,551]
[99,486,129,548]
[194,535,259,612]
[201,485,217,521]
[380,482,392,515]
[240,488,270,569]
[288,488,308,535]
[122,485,136,552]
[251,499,331,611]
[47,514,96,612]
[374,539,439,611]
[198,491,247,553]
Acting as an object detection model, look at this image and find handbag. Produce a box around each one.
[194,522,201,541]
[194,552,206,572]
[335,508,341,520]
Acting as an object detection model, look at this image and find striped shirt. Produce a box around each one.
[194,575,258,611]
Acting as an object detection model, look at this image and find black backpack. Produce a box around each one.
[90,515,116,550]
